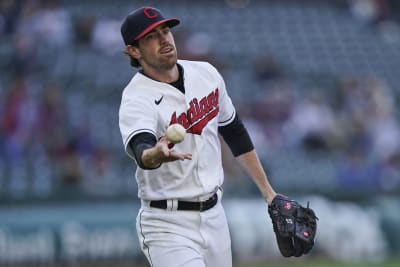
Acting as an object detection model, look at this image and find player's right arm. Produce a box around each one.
[129,133,192,169]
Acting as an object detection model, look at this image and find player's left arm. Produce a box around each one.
[220,115,318,258]
[236,149,276,204]
[218,114,276,204]
[213,65,276,203]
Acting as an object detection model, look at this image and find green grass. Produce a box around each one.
[61,258,400,267]
[236,258,400,267]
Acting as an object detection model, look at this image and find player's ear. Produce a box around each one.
[126,45,141,61]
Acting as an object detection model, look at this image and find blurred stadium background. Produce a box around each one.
[1,0,400,266]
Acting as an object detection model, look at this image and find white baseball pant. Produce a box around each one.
[136,191,232,267]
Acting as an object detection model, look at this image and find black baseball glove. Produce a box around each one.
[268,194,318,257]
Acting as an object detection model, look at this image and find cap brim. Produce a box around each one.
[134,18,180,41]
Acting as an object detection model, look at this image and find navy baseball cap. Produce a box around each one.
[121,6,180,45]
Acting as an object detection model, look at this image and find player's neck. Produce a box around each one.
[142,64,179,83]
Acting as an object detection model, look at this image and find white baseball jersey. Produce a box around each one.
[119,60,236,201]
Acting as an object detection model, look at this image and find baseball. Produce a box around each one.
[166,124,186,144]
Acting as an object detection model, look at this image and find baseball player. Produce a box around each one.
[119,6,277,267]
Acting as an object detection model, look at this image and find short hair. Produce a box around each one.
[125,40,140,68]
[129,56,140,68]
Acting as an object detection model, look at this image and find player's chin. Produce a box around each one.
[160,55,178,67]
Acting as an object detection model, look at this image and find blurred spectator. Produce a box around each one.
[32,0,73,47]
[253,54,284,81]
[56,138,82,191]
[0,0,23,36]
[332,76,400,193]
[178,30,225,69]
[333,78,373,150]
[91,17,121,55]
[2,77,39,163]
[283,90,336,152]
[74,14,96,45]
[378,150,400,192]
[335,77,400,161]
[251,81,294,150]
[1,76,41,197]
[349,0,400,43]
[335,135,380,193]
[11,29,38,75]
[81,147,120,197]
[183,31,212,59]
[9,1,41,75]
[38,82,69,144]
[349,0,391,24]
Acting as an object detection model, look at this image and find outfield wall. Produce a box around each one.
[0,196,399,266]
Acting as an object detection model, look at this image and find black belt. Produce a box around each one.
[150,193,218,212]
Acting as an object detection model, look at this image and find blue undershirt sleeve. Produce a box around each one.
[218,113,254,157]
[129,132,159,170]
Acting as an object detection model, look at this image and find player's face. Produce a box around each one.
[136,24,178,71]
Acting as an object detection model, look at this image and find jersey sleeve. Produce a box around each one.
[215,69,236,126]
[119,93,157,159]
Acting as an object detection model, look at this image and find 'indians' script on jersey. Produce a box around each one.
[169,88,219,135]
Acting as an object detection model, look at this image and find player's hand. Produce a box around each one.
[141,137,192,168]
[157,137,192,162]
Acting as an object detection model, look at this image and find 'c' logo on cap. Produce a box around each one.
[144,7,158,19]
